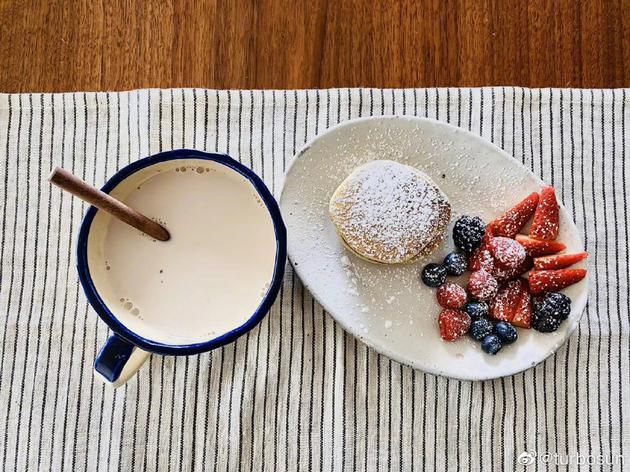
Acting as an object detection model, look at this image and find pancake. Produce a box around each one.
[329,160,451,264]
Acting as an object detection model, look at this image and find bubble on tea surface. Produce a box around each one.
[196,166,204,174]
[119,298,125,302]
[131,308,140,316]
[180,166,187,172]
[175,168,180,172]
[123,301,133,311]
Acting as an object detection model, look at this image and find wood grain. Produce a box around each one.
[0,0,627,92]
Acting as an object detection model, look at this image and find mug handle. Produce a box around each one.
[94,333,151,388]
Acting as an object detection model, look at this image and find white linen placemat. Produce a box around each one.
[0,88,628,471]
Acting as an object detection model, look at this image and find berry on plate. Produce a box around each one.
[533,251,588,270]
[438,309,471,341]
[469,318,494,341]
[468,228,495,271]
[528,269,587,294]
[532,311,562,332]
[494,321,518,344]
[443,252,468,276]
[421,263,447,288]
[492,255,533,284]
[488,236,527,270]
[529,185,560,241]
[490,278,532,328]
[436,283,467,309]
[466,269,499,301]
[463,301,490,320]
[511,284,533,329]
[533,292,571,321]
[532,292,570,332]
[489,192,539,238]
[489,280,520,322]
[515,234,566,257]
[469,246,494,272]
[481,334,503,355]
[453,216,486,253]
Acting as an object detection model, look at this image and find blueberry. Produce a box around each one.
[469,318,494,341]
[421,263,447,288]
[442,252,468,276]
[463,301,490,320]
[494,321,518,344]
[481,334,503,355]
[453,216,486,253]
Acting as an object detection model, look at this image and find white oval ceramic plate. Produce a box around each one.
[280,116,588,381]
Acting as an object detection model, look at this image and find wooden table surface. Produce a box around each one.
[0,0,627,92]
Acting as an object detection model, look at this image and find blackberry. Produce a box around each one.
[532,312,562,333]
[421,263,447,288]
[463,301,490,320]
[535,292,571,321]
[481,334,503,355]
[469,318,494,341]
[494,321,518,344]
[453,216,486,253]
[532,292,571,333]
[442,252,468,276]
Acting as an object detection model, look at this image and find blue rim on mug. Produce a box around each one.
[77,149,287,357]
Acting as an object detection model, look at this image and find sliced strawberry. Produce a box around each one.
[489,192,539,238]
[492,256,534,284]
[490,278,532,327]
[483,225,495,242]
[529,186,560,241]
[488,236,527,270]
[528,269,587,294]
[468,228,495,272]
[515,234,566,257]
[533,252,588,270]
[489,280,521,322]
[511,279,533,328]
[438,309,471,341]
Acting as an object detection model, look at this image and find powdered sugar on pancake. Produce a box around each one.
[329,160,450,264]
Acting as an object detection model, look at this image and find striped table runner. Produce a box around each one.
[0,88,628,471]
